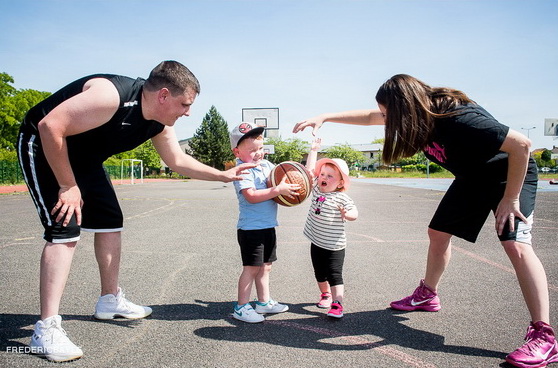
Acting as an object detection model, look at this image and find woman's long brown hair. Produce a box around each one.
[375,74,475,165]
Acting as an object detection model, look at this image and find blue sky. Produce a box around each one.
[1,0,557,150]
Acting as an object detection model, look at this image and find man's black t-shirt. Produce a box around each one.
[20,74,165,168]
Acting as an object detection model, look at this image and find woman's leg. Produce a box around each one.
[502,240,550,323]
[424,228,453,291]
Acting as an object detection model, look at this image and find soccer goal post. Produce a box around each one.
[120,159,143,185]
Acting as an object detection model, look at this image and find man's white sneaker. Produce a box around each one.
[29,315,83,362]
[254,299,289,314]
[94,287,152,320]
[232,303,265,323]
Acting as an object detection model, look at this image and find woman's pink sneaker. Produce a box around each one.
[390,279,441,312]
[506,321,558,368]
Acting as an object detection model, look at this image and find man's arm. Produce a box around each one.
[151,126,255,182]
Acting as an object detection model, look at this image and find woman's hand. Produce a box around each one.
[292,116,326,135]
[494,197,528,235]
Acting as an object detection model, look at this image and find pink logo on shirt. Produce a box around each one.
[424,142,447,163]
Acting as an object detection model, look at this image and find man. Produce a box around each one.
[17,60,253,362]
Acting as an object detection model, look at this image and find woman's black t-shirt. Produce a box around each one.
[423,104,537,181]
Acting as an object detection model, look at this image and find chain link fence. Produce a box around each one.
[0,161,23,184]
[0,162,139,184]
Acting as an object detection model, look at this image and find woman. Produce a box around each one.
[292,74,556,368]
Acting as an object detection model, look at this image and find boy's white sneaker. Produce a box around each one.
[29,315,83,362]
[232,303,265,323]
[94,287,152,320]
[255,299,289,314]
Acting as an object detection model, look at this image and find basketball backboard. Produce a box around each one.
[242,108,279,138]
[544,118,558,137]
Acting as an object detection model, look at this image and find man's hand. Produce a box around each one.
[52,185,83,226]
[222,163,258,182]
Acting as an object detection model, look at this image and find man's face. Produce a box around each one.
[158,88,197,126]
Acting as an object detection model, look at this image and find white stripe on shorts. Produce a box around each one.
[18,133,52,226]
[51,236,81,244]
[516,213,533,245]
[81,227,124,233]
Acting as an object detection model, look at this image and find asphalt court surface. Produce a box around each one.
[1,179,557,367]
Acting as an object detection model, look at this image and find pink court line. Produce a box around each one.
[351,231,558,292]
[269,320,437,368]
[453,246,558,292]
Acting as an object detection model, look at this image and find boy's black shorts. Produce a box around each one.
[237,228,277,266]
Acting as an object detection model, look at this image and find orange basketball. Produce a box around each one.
[267,161,313,207]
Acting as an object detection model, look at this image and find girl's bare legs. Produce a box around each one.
[331,284,344,303]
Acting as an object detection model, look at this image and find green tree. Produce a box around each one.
[265,137,308,164]
[397,151,427,166]
[0,148,17,161]
[533,149,555,169]
[104,140,161,173]
[104,150,134,166]
[132,140,161,172]
[323,144,366,168]
[0,73,51,150]
[541,149,552,162]
[0,73,18,150]
[187,106,234,170]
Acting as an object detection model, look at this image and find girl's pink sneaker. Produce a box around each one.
[327,301,344,318]
[317,292,332,309]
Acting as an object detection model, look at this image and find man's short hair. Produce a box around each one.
[144,60,200,96]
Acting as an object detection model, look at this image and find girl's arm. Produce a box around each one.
[306,137,321,176]
[339,206,358,222]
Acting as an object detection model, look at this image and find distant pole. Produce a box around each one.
[521,126,536,138]
[426,159,430,178]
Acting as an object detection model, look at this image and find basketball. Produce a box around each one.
[267,161,313,207]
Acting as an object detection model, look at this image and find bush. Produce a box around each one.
[401,163,444,173]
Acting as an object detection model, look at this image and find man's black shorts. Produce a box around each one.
[17,133,124,243]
